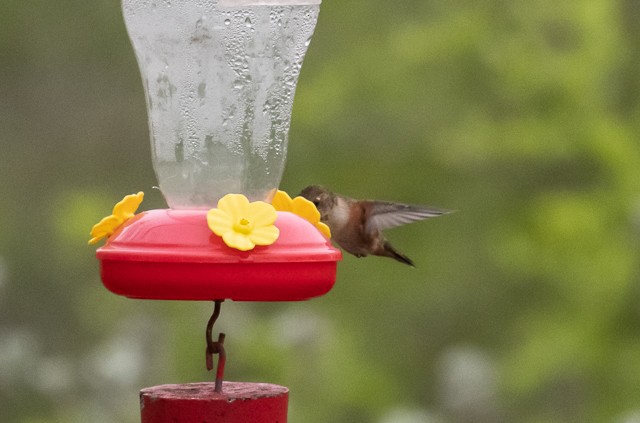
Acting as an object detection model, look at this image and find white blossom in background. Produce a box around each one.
[35,355,74,393]
[0,327,40,389]
[617,410,640,423]
[437,346,501,422]
[378,407,445,423]
[82,317,155,389]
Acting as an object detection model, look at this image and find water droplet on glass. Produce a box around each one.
[244,17,252,28]
[224,19,230,25]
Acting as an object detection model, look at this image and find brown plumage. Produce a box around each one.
[299,185,452,266]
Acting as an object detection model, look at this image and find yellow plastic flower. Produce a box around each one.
[207,194,280,251]
[88,192,144,245]
[271,190,331,238]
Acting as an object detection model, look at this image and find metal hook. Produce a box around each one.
[205,300,226,393]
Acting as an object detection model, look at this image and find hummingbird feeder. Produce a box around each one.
[91,0,341,421]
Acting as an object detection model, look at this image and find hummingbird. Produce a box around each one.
[299,185,452,267]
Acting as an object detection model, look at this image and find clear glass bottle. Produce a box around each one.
[122,0,320,208]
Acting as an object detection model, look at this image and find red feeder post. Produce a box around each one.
[140,382,289,423]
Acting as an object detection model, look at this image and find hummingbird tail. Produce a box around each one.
[382,241,415,267]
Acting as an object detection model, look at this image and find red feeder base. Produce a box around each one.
[97,210,341,301]
[140,382,288,423]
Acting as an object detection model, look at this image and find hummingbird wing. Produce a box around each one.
[364,201,450,234]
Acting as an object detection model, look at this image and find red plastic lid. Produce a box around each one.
[96,210,341,301]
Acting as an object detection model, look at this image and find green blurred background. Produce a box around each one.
[2,1,640,422]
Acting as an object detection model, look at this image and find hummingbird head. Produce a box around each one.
[299,185,336,218]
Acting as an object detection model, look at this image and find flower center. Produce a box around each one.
[233,217,253,234]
